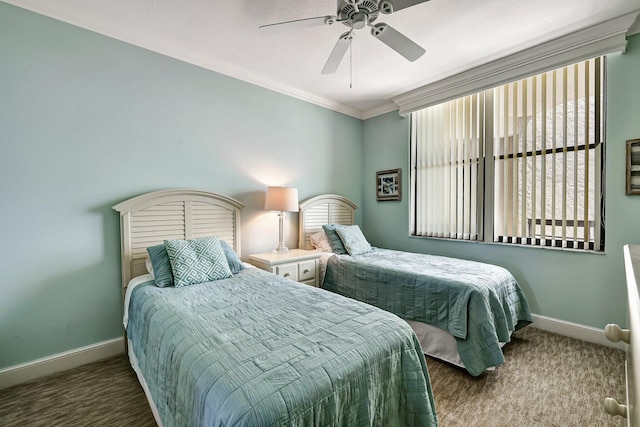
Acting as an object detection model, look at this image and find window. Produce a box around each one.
[410,57,605,251]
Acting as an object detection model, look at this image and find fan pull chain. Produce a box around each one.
[349,29,353,89]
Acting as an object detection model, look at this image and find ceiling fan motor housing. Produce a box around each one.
[338,0,380,28]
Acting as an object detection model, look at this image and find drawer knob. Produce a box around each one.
[303,269,310,274]
[604,324,630,344]
[604,397,627,418]
[283,272,290,278]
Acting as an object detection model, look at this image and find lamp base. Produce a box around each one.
[272,245,290,255]
[273,211,289,255]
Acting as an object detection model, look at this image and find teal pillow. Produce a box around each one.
[164,236,233,288]
[219,240,244,274]
[147,244,174,287]
[322,224,348,255]
[334,224,373,256]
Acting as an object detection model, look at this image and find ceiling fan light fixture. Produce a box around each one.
[351,12,368,29]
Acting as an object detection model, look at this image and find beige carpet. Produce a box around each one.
[427,327,626,426]
[0,327,627,426]
[0,355,155,427]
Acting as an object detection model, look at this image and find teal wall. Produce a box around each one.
[1,0,638,371]
[0,3,363,369]
[362,34,640,330]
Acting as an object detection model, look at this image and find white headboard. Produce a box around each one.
[113,189,244,291]
[298,194,357,250]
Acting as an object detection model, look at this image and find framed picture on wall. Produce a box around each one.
[627,139,640,195]
[376,168,402,201]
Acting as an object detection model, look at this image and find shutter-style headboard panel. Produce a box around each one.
[298,194,357,250]
[113,189,244,291]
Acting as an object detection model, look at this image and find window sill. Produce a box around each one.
[408,234,606,255]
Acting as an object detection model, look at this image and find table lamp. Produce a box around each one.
[264,186,299,254]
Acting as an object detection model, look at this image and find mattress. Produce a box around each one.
[322,248,532,376]
[125,267,439,427]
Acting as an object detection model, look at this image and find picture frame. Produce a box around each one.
[376,168,402,201]
[627,139,640,195]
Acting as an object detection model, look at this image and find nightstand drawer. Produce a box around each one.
[276,263,298,281]
[248,249,321,287]
[298,260,316,281]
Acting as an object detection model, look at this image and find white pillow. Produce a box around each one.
[310,230,333,252]
[145,256,155,278]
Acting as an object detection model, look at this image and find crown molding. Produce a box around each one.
[4,1,638,121]
[629,11,640,35]
[361,101,398,120]
[206,65,365,119]
[393,10,640,116]
[1,0,366,120]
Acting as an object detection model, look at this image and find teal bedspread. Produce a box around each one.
[127,267,438,427]
[322,249,532,376]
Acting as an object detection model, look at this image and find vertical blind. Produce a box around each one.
[493,57,604,250]
[410,57,605,251]
[410,94,483,240]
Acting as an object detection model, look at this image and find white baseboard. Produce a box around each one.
[0,337,125,390]
[531,314,626,351]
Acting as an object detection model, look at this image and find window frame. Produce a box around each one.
[409,58,606,252]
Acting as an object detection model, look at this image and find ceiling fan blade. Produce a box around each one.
[259,16,337,34]
[321,32,353,74]
[370,23,425,62]
[379,0,431,14]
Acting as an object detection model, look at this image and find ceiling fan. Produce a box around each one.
[260,0,430,74]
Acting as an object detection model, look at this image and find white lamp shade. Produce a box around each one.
[264,187,299,212]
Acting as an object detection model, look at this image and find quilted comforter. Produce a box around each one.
[322,249,532,376]
[126,267,438,427]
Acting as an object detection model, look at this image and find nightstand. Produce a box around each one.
[248,249,322,287]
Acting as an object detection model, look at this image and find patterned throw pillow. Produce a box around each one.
[147,244,174,287]
[333,224,373,256]
[164,236,233,288]
[322,224,349,255]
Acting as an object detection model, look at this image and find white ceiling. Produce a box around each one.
[4,0,640,118]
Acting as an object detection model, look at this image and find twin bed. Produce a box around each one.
[298,194,532,376]
[114,189,438,427]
